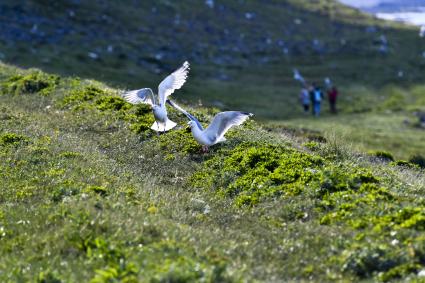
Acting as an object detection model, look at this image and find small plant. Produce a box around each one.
[368,150,394,161]
[61,85,107,107]
[95,96,131,112]
[409,155,425,169]
[157,128,202,154]
[305,132,327,143]
[0,132,29,146]
[303,141,320,150]
[59,151,82,159]
[390,160,418,169]
[85,185,109,196]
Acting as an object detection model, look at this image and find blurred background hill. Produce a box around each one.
[0,0,424,158]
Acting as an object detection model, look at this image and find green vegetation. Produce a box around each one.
[0,64,424,281]
[0,70,59,96]
[278,110,425,160]
[410,154,425,169]
[1,0,425,120]
[0,0,424,281]
[368,150,395,161]
[0,0,423,165]
[0,132,29,146]
[192,143,324,206]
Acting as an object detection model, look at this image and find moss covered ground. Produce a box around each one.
[0,63,424,281]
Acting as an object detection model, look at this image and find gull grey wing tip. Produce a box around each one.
[240,112,254,117]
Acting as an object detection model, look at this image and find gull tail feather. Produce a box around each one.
[150,120,177,132]
[217,136,227,143]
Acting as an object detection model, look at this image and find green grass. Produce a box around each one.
[1,0,425,120]
[277,112,425,160]
[0,63,424,282]
[270,81,425,160]
[1,1,425,280]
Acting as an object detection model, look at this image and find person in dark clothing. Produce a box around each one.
[310,83,323,117]
[299,87,310,113]
[309,84,315,115]
[327,86,339,114]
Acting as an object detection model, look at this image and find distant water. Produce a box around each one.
[376,7,425,26]
[375,8,425,26]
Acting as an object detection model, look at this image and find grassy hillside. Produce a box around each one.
[272,83,425,160]
[1,1,425,280]
[1,63,425,281]
[1,0,425,120]
[1,0,424,161]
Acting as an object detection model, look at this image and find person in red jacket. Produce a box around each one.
[327,86,339,114]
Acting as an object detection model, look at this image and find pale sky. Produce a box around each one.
[338,0,398,8]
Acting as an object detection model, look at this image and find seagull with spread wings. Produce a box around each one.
[168,100,253,152]
[122,61,190,132]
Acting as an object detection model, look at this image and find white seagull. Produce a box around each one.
[168,100,253,151]
[324,77,332,88]
[122,61,190,132]
[293,69,306,85]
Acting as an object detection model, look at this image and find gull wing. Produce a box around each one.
[158,61,190,106]
[167,99,203,130]
[122,88,155,105]
[204,111,253,143]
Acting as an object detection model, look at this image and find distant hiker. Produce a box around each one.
[308,84,315,115]
[299,87,310,113]
[327,86,339,114]
[310,83,323,117]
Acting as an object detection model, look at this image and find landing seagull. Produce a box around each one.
[168,100,253,152]
[293,69,306,85]
[122,61,190,132]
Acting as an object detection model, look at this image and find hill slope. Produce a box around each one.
[1,63,424,281]
[1,0,425,120]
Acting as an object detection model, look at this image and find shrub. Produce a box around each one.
[95,96,131,112]
[1,71,59,96]
[158,128,201,154]
[368,150,394,161]
[409,155,425,169]
[85,186,109,196]
[191,142,323,206]
[0,133,29,146]
[390,160,418,169]
[61,85,107,107]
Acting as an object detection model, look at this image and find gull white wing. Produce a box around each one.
[204,111,253,143]
[158,61,190,106]
[122,88,155,105]
[167,100,204,130]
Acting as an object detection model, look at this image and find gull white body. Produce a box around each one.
[152,105,176,132]
[122,61,190,132]
[167,100,253,149]
[189,121,227,146]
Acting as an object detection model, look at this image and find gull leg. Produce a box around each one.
[201,145,209,153]
[156,122,160,136]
